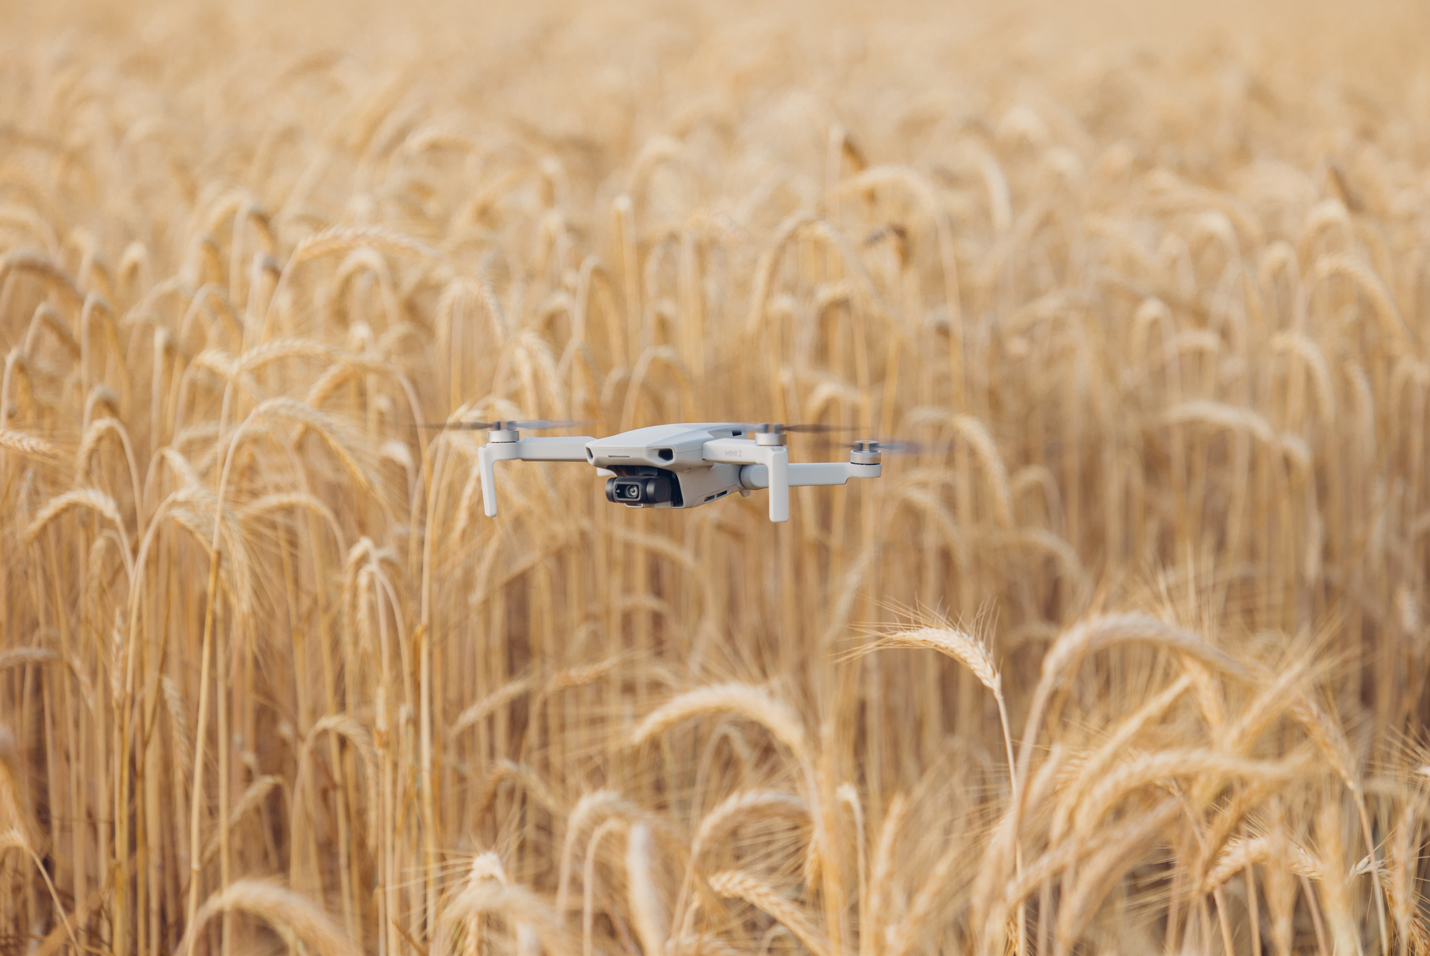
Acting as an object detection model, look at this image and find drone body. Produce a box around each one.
[473,422,883,522]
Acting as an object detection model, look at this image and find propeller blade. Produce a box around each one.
[413,418,591,431]
[875,440,952,456]
[812,437,953,456]
[785,423,860,434]
[746,422,860,434]
[506,419,593,430]
[412,420,499,430]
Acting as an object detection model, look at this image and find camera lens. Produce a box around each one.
[606,472,677,506]
[606,477,643,504]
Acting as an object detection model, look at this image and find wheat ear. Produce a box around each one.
[707,869,829,956]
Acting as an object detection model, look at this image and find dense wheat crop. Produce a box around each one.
[3,0,1430,953]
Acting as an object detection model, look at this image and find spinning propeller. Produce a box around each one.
[814,437,953,457]
[416,419,591,431]
[745,422,857,435]
[748,423,950,458]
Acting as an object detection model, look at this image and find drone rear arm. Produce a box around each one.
[478,436,594,516]
[702,438,789,521]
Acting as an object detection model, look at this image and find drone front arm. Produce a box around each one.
[478,436,594,517]
[739,461,882,489]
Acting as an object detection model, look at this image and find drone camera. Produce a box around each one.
[605,470,677,506]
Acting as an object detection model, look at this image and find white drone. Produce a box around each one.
[426,420,885,522]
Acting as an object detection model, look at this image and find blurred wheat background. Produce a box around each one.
[2,0,1430,953]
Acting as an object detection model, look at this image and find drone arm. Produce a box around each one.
[478,436,594,516]
[740,461,882,489]
[510,437,595,461]
[762,445,789,522]
[701,438,788,521]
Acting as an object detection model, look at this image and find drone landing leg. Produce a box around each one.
[477,436,595,517]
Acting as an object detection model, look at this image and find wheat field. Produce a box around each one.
[1,0,1429,953]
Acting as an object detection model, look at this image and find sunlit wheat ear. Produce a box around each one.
[1286,696,1358,795]
[1050,674,1194,841]
[863,626,998,696]
[445,878,571,956]
[1,348,37,424]
[866,793,907,955]
[161,675,194,789]
[289,225,438,266]
[626,822,670,956]
[1307,253,1410,353]
[0,249,84,305]
[1286,692,1389,951]
[161,490,257,625]
[556,790,638,915]
[76,415,134,480]
[860,623,1018,802]
[1040,613,1247,690]
[237,492,343,543]
[451,674,535,736]
[200,775,281,868]
[974,742,1077,947]
[462,853,508,956]
[669,789,810,941]
[1259,821,1301,956]
[1201,833,1325,895]
[1163,400,1311,472]
[1385,803,1424,952]
[1073,750,1300,840]
[1224,656,1317,754]
[1196,779,1283,881]
[1315,803,1359,956]
[0,427,57,462]
[707,870,829,956]
[691,790,808,862]
[1271,330,1337,425]
[1053,800,1183,956]
[991,812,1141,920]
[948,412,1015,529]
[23,488,129,556]
[303,356,387,408]
[176,880,358,956]
[887,838,975,956]
[158,445,204,488]
[632,684,808,765]
[538,657,624,701]
[246,397,378,501]
[472,760,561,824]
[0,647,58,673]
[233,336,337,374]
[1016,613,1247,812]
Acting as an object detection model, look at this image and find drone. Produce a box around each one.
[424,420,887,522]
